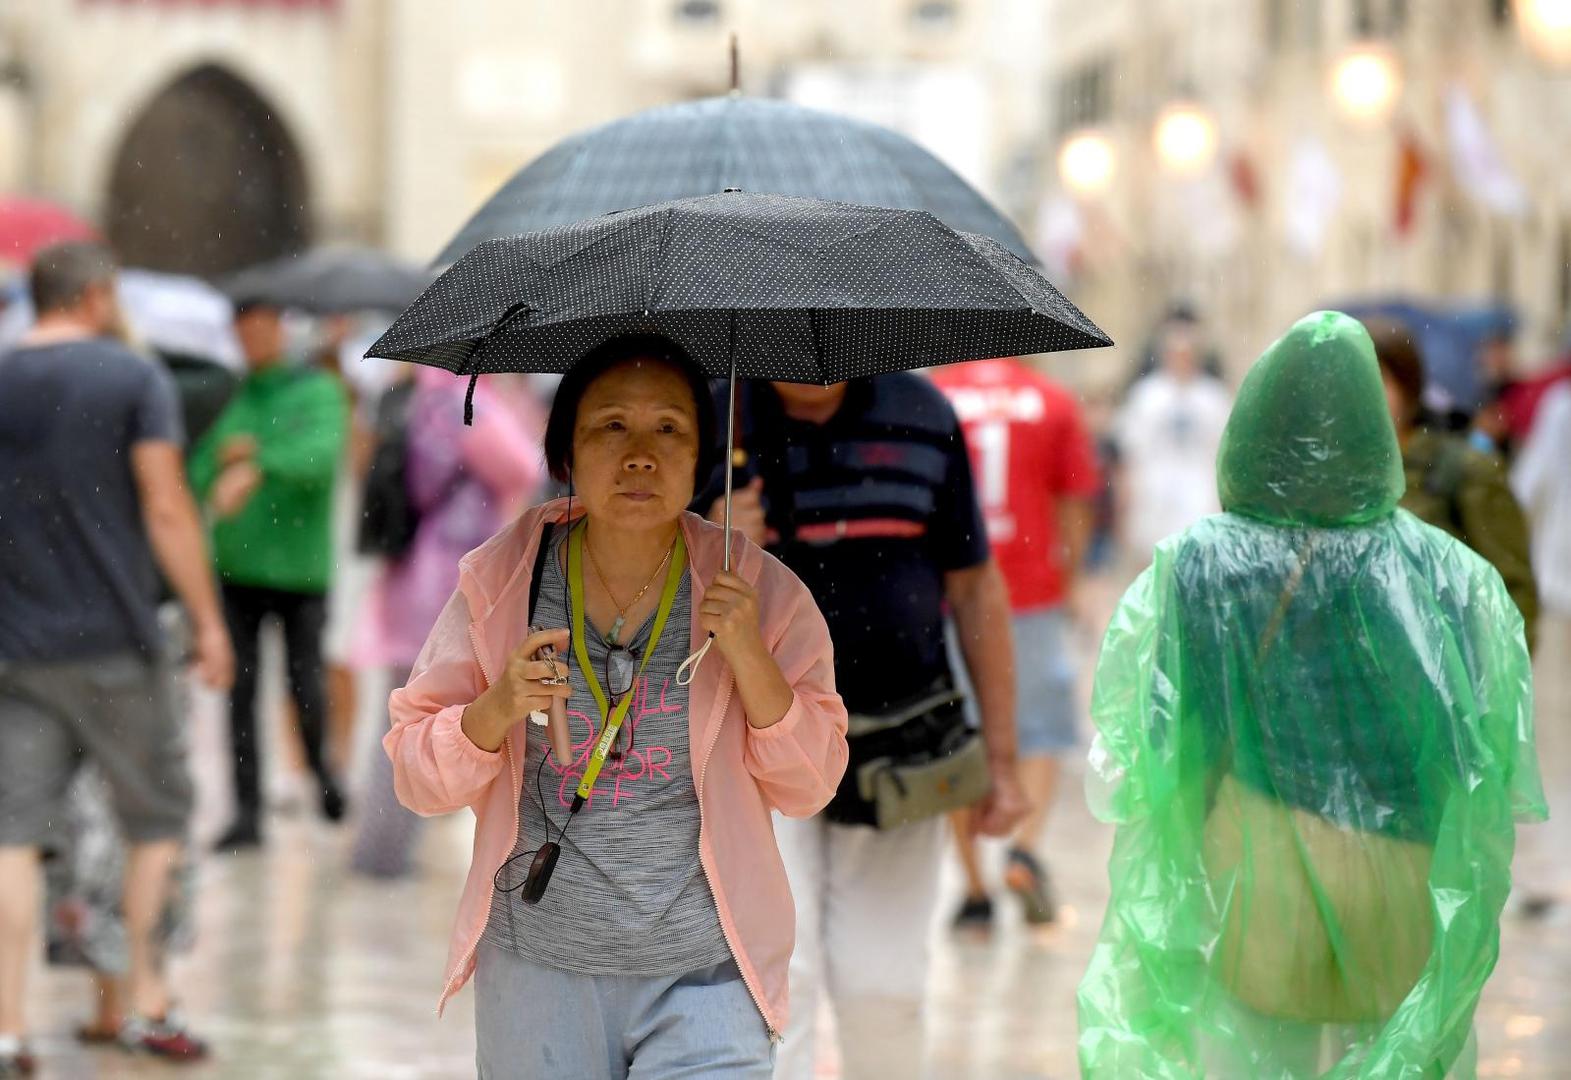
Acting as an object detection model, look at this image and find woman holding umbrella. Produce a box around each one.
[384,333,849,1076]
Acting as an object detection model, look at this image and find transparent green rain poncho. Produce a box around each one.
[1078,312,1547,1079]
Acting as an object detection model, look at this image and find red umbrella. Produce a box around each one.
[0,196,101,267]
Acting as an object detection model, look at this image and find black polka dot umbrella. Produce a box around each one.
[370,190,1108,385]
[366,190,1110,575]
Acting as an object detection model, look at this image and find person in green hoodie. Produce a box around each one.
[189,301,349,849]
[1077,312,1545,1079]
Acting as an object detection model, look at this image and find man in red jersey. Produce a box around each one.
[931,357,1100,925]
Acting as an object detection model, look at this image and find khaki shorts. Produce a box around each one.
[0,654,192,846]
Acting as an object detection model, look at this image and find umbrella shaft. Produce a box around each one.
[723,349,737,573]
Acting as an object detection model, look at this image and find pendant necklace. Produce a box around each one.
[583,526,676,645]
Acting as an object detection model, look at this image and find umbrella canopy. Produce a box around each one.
[119,269,244,371]
[372,190,1108,384]
[1329,296,1514,414]
[223,246,432,315]
[435,96,1034,266]
[0,197,100,268]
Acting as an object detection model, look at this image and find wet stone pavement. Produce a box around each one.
[28,601,1571,1079]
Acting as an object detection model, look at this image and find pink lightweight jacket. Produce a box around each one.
[384,498,849,1035]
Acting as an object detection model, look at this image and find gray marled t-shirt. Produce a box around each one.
[483,530,732,976]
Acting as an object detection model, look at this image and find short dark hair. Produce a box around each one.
[29,241,117,314]
[1364,317,1426,411]
[232,299,281,319]
[542,333,718,489]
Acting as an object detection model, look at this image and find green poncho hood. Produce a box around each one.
[1217,310,1405,527]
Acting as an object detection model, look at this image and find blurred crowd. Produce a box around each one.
[1,233,1569,1075]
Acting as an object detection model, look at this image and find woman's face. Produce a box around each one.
[571,358,700,531]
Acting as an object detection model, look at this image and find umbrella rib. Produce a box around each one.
[646,207,677,319]
[808,307,824,384]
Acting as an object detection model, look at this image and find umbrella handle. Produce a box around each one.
[676,634,714,687]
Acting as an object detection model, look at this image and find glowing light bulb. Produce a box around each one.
[1515,0,1571,63]
[1153,103,1218,175]
[1058,131,1116,195]
[1332,49,1400,122]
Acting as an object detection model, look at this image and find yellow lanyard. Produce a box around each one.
[567,522,686,804]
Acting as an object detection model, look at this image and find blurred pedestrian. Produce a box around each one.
[349,366,544,878]
[1114,308,1232,564]
[384,335,848,1076]
[1124,301,1225,387]
[702,375,1028,1080]
[1079,313,1543,1078]
[1512,380,1571,621]
[42,731,197,1051]
[1367,319,1539,649]
[0,242,233,1072]
[1471,324,1519,456]
[188,300,349,849]
[316,313,377,782]
[1510,380,1571,914]
[931,357,1100,927]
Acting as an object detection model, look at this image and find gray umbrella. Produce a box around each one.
[369,191,1108,574]
[434,96,1035,266]
[223,246,432,314]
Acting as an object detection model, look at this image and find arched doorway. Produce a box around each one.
[106,65,310,276]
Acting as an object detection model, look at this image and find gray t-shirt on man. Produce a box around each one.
[484,529,733,977]
[0,339,184,661]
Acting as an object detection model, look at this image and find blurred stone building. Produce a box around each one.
[0,0,1049,272]
[1037,0,1571,383]
[0,0,386,274]
[1,0,1566,381]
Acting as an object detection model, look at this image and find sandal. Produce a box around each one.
[118,1011,210,1063]
[0,1042,35,1077]
[1004,847,1058,926]
[75,1023,123,1045]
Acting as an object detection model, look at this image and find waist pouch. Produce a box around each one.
[823,679,992,829]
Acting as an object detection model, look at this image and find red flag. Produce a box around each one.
[1393,129,1428,237]
[1229,152,1261,210]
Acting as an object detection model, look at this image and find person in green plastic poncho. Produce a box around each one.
[1078,312,1546,1080]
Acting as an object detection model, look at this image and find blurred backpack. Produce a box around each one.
[357,380,419,558]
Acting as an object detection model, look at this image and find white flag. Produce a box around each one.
[1284,137,1342,258]
[1034,194,1083,279]
[1446,85,1527,216]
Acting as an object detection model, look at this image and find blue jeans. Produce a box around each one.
[474,941,775,1079]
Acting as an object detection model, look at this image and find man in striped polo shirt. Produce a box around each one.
[703,375,1026,1080]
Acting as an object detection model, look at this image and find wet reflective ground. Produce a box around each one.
[28,605,1571,1078]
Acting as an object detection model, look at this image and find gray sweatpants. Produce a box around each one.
[474,941,775,1079]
